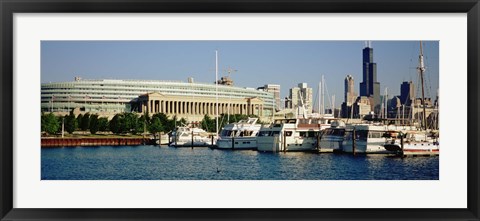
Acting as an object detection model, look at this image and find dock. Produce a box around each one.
[41,137,153,147]
[398,150,439,157]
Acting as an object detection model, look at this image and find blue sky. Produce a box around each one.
[41,41,439,109]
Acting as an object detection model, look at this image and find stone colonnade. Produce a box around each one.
[138,92,264,117]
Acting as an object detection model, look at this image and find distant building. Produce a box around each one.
[41,78,275,122]
[353,96,372,118]
[400,81,415,106]
[344,75,356,106]
[359,42,381,113]
[341,75,356,118]
[288,83,313,114]
[257,84,281,111]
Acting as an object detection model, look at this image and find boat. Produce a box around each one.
[216,118,261,150]
[318,120,346,153]
[383,130,439,155]
[256,117,331,152]
[169,126,215,147]
[342,123,417,154]
[382,41,440,156]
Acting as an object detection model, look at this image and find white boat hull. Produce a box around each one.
[257,136,317,152]
[343,139,394,154]
[216,138,257,150]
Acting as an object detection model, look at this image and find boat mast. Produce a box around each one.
[383,87,388,119]
[332,95,335,117]
[215,50,219,135]
[322,75,325,116]
[418,41,427,130]
[318,81,321,115]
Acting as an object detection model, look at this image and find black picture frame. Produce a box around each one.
[1,0,479,220]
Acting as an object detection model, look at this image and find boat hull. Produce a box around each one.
[216,138,257,150]
[343,140,394,154]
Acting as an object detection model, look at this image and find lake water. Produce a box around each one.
[41,145,439,180]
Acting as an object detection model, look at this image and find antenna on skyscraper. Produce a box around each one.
[364,41,372,48]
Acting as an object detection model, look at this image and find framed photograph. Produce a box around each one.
[1,0,479,220]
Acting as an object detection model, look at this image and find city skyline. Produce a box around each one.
[41,41,439,109]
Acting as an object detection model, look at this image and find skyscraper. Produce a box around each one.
[359,42,381,112]
[344,75,356,105]
[341,75,357,118]
[400,81,415,106]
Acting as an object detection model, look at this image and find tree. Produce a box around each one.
[56,115,65,134]
[123,113,137,134]
[42,113,60,135]
[148,117,163,139]
[135,115,147,135]
[89,114,100,134]
[178,117,187,127]
[152,113,170,131]
[76,114,83,130]
[81,113,90,131]
[98,117,109,132]
[109,114,124,134]
[65,111,77,134]
[200,114,215,132]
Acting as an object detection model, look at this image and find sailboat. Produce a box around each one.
[383,41,440,156]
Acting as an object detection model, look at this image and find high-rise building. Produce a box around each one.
[341,75,357,118]
[344,75,356,105]
[289,83,313,114]
[258,84,281,111]
[400,81,415,106]
[359,42,381,112]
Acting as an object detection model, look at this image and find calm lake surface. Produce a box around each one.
[41,145,439,180]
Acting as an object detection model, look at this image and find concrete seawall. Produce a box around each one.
[41,137,153,147]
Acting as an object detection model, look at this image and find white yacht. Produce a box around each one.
[216,118,261,150]
[342,124,417,154]
[257,117,331,152]
[169,127,214,147]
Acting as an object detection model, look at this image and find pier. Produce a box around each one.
[41,137,153,147]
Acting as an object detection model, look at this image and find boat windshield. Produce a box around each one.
[239,130,254,137]
[220,130,234,137]
[258,130,281,137]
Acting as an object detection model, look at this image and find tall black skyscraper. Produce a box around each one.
[359,42,380,112]
[400,81,415,106]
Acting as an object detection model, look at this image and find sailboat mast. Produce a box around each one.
[321,75,325,116]
[418,41,427,130]
[215,50,219,135]
[332,95,335,117]
[318,81,321,115]
[384,87,388,119]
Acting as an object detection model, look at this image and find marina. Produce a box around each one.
[40,40,440,180]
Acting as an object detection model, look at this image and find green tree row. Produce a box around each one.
[41,111,260,136]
